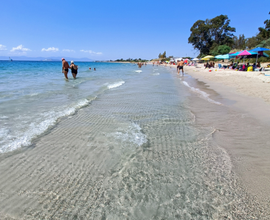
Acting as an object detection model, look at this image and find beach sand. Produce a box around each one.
[177,64,270,201]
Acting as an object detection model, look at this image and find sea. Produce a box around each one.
[0,61,268,219]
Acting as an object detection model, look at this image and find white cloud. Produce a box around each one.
[62,49,75,52]
[0,44,7,51]
[41,47,59,52]
[10,45,31,52]
[80,49,102,55]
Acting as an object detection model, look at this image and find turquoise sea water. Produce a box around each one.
[0,61,133,152]
[0,61,268,219]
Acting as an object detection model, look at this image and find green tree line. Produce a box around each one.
[188,12,270,58]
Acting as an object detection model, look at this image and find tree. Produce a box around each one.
[257,38,270,48]
[158,51,166,59]
[188,15,236,57]
[257,11,270,40]
[162,51,166,58]
[246,36,261,49]
[232,34,247,50]
[210,45,231,56]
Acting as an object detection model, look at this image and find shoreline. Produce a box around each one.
[166,64,270,123]
[167,63,270,203]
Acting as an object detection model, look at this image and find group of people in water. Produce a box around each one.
[62,58,96,80]
[137,62,147,68]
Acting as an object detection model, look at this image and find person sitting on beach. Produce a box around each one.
[62,58,70,80]
[70,61,78,79]
[252,63,257,71]
[245,63,250,71]
[204,62,209,69]
[233,62,239,69]
[256,62,263,71]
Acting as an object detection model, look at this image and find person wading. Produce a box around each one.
[70,61,78,79]
[62,58,70,80]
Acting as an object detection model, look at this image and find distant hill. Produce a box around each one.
[0,56,94,61]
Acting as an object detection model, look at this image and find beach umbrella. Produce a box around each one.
[237,50,257,56]
[234,50,257,64]
[201,55,214,60]
[250,47,270,52]
[250,47,270,63]
[215,54,230,59]
[192,58,200,61]
[229,50,244,58]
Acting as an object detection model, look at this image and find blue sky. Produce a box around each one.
[0,0,269,60]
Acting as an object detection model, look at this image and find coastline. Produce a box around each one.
[169,63,270,203]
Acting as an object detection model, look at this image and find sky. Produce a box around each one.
[0,0,270,60]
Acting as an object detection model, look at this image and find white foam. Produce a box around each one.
[112,123,147,147]
[107,81,125,89]
[152,73,160,76]
[0,116,9,119]
[182,81,222,105]
[135,70,142,73]
[0,99,90,153]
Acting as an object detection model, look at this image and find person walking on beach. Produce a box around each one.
[70,61,78,79]
[62,58,70,80]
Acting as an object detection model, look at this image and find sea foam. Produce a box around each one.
[0,99,90,153]
[107,81,125,89]
[111,123,147,147]
[182,81,222,105]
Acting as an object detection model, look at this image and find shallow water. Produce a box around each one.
[0,62,269,219]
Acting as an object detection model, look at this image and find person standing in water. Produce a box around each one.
[177,59,184,76]
[62,58,70,79]
[70,61,78,79]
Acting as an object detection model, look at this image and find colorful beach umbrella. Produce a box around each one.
[233,50,257,64]
[237,50,257,56]
[215,54,230,59]
[250,47,270,63]
[201,55,214,60]
[229,50,244,58]
[250,47,270,52]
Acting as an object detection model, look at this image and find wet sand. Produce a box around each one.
[179,65,270,202]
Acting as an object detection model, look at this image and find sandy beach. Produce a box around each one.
[172,63,270,202]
